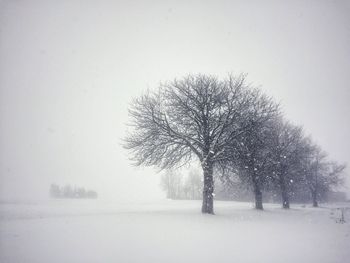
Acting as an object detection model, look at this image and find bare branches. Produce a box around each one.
[124,73,280,172]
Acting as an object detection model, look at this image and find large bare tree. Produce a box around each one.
[124,74,276,214]
[217,102,280,210]
[267,119,304,209]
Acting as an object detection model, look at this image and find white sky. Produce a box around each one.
[1,0,349,201]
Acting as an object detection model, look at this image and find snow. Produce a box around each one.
[1,200,349,263]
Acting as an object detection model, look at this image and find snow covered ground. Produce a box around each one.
[0,199,349,263]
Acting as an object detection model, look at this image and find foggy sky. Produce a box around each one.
[1,0,349,201]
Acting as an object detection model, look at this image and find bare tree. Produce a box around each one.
[234,121,275,210]
[219,104,279,210]
[124,74,276,214]
[302,142,346,207]
[267,119,304,209]
[186,169,202,200]
[160,170,183,199]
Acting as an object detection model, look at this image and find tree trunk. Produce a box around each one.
[311,189,318,207]
[252,175,263,210]
[280,176,290,209]
[254,185,263,210]
[201,160,214,214]
[281,190,290,209]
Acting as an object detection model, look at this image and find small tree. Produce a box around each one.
[76,187,87,198]
[63,184,74,198]
[124,74,277,214]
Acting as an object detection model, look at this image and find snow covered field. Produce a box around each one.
[1,200,349,263]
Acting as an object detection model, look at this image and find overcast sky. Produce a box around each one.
[1,0,349,201]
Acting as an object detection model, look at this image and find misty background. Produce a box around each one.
[1,0,349,201]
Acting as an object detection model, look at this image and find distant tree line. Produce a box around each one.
[50,184,98,199]
[160,169,202,200]
[124,73,347,214]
